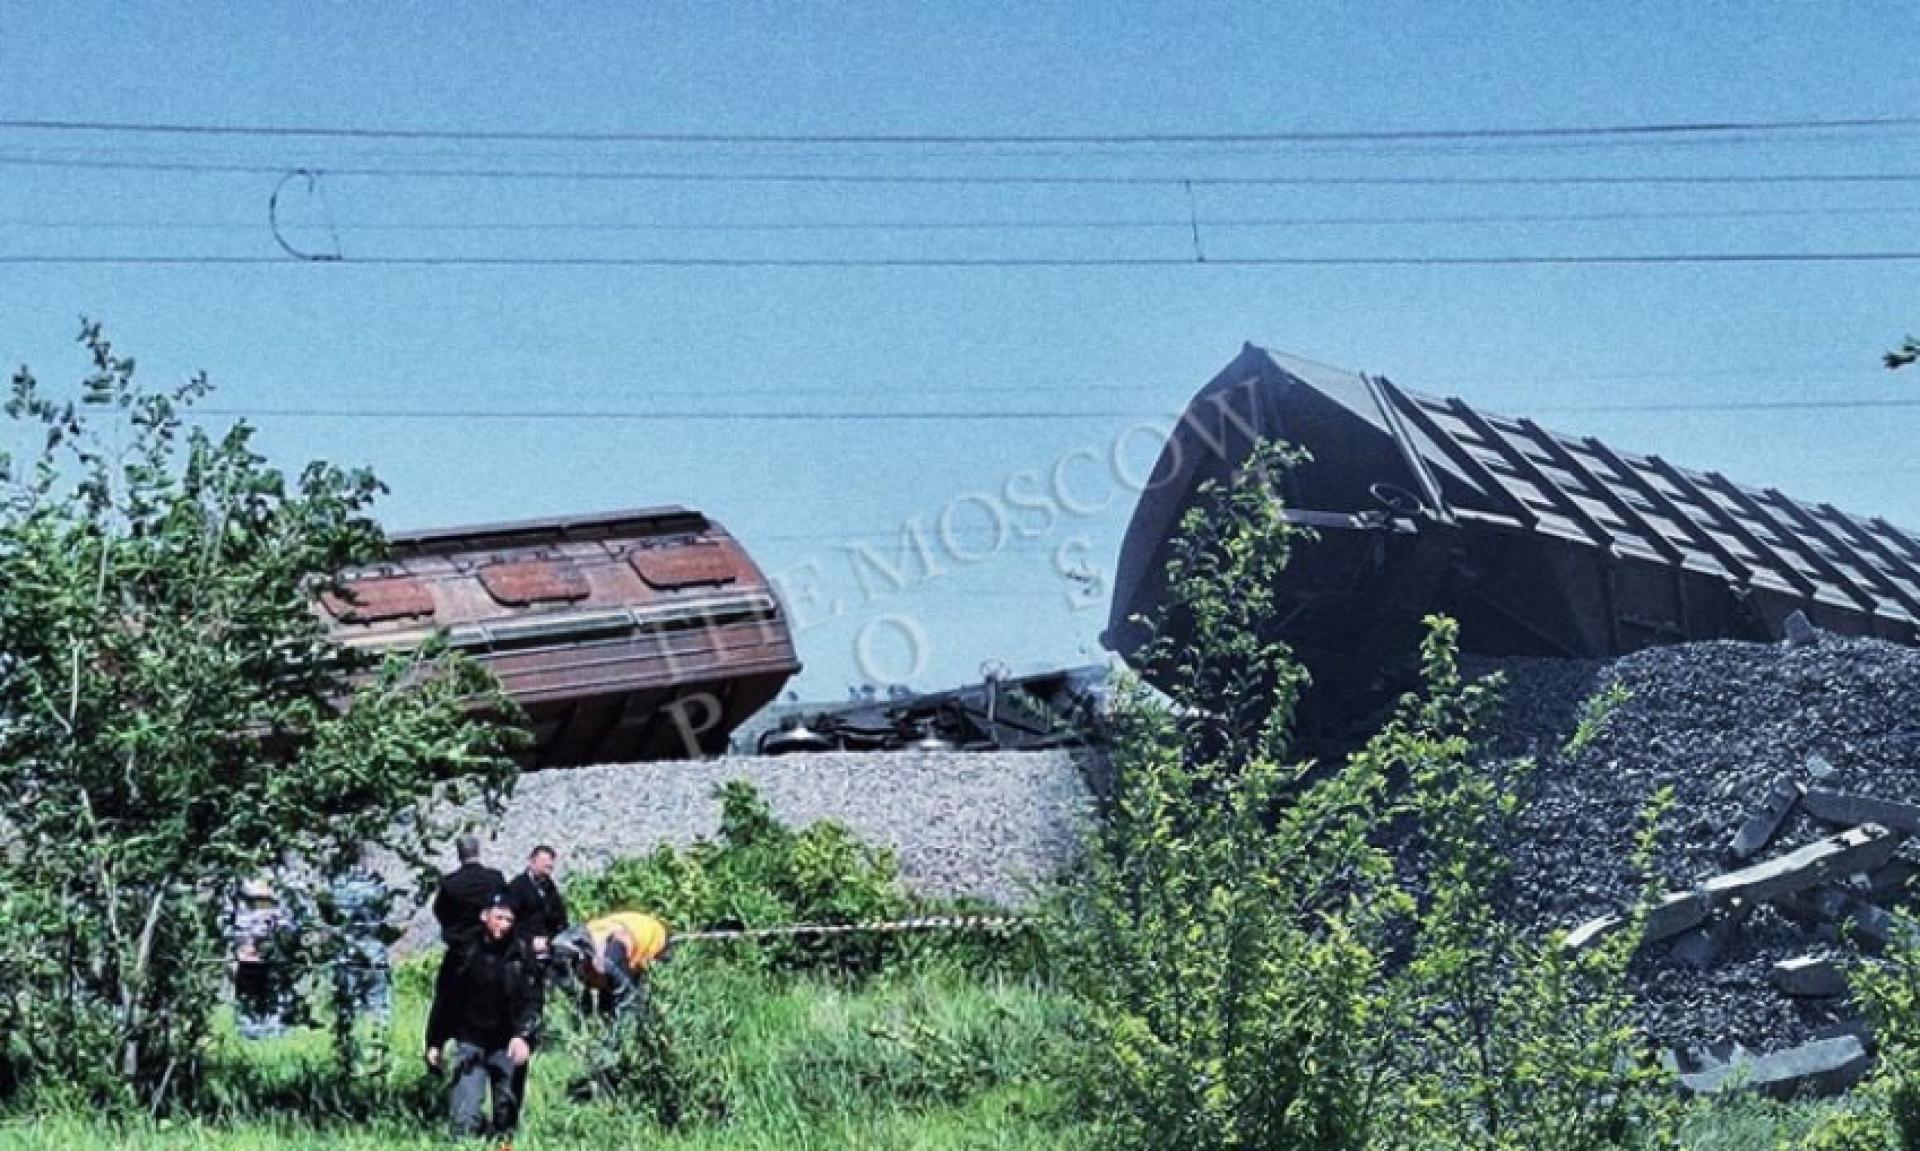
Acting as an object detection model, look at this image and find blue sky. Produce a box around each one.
[2,3,1918,697]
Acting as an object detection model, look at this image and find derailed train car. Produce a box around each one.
[320,506,799,767]
[1106,345,1920,726]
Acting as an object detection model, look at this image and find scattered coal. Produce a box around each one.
[1470,634,1920,1056]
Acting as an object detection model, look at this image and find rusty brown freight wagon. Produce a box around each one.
[1106,345,1920,733]
[320,506,799,767]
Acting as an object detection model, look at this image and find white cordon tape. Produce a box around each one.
[671,913,1034,945]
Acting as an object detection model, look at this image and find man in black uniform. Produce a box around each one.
[432,834,508,951]
[428,834,507,1074]
[425,892,544,1141]
[503,844,567,1118]
[506,844,569,960]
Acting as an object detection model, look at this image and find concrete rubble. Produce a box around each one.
[1470,633,1920,1098]
[1551,816,1909,1096]
[1674,1035,1872,1098]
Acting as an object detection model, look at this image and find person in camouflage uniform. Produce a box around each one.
[326,857,394,1019]
[227,876,299,1040]
[322,847,396,1074]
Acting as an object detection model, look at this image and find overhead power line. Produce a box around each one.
[193,407,1153,421]
[1538,398,1920,414]
[1,113,1916,145]
[12,203,1920,236]
[7,251,1920,268]
[186,397,1920,424]
[83,364,1870,402]
[10,153,1920,188]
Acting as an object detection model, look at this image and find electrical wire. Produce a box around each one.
[3,113,1916,145]
[7,153,1920,188]
[14,126,1920,168]
[181,396,1920,424]
[90,363,1877,401]
[7,252,1919,267]
[190,407,1154,421]
[12,203,1920,235]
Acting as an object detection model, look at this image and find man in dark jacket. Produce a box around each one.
[429,834,508,1091]
[432,834,507,952]
[505,844,569,959]
[502,844,567,1118]
[425,892,544,1141]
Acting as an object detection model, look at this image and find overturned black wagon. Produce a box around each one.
[1105,344,1920,726]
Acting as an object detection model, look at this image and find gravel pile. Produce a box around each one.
[394,749,1095,951]
[1468,634,1920,1056]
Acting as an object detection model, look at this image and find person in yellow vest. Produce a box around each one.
[549,911,669,1018]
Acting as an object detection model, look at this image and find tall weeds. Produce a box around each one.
[1063,442,1679,1151]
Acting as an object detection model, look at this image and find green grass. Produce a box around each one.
[1677,1092,1849,1151]
[0,951,1868,1151]
[0,955,1090,1150]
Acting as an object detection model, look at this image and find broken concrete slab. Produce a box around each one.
[1728,774,1804,863]
[1563,914,1619,952]
[1669,900,1753,969]
[1699,824,1905,909]
[1835,900,1915,952]
[1803,789,1920,835]
[1564,828,1904,960]
[1778,884,1918,952]
[1663,1041,1754,1076]
[1772,954,1849,998]
[1649,890,1713,940]
[1564,890,1710,952]
[1778,884,1854,925]
[1676,1035,1871,1099]
[1848,856,1920,899]
[1813,1020,1877,1050]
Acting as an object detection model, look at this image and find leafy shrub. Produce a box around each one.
[565,780,910,974]
[1564,677,1633,758]
[1063,443,1404,1151]
[0,328,517,1114]
[1804,1108,1899,1151]
[1811,909,1920,1151]
[1380,641,1678,1151]
[1063,441,1679,1151]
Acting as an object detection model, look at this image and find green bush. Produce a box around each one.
[1064,443,1403,1151]
[1563,677,1632,757]
[0,328,517,1114]
[1811,908,1920,1151]
[1062,441,1679,1151]
[565,781,910,974]
[1379,639,1678,1151]
[1803,1109,1898,1151]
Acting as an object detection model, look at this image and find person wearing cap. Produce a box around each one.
[549,911,670,1100]
[425,891,544,1142]
[550,910,670,1019]
[428,834,508,1076]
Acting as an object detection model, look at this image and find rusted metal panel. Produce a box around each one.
[319,576,435,623]
[1105,346,1920,732]
[628,542,738,590]
[322,505,799,767]
[478,559,591,606]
